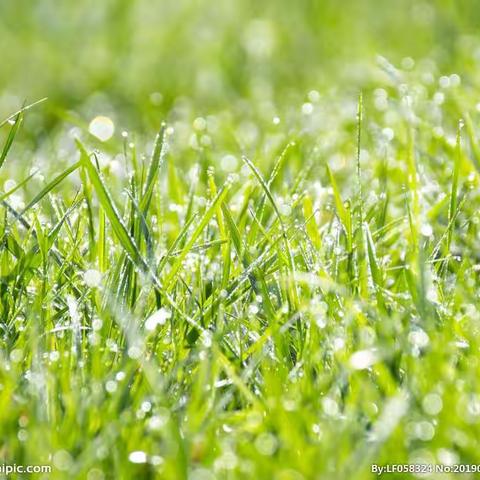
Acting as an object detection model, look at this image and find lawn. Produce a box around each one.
[1,1,480,479]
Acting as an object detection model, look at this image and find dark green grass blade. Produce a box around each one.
[0,113,23,171]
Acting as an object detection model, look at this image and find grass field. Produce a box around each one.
[2,1,480,479]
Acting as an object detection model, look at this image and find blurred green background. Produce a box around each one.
[2,2,480,479]
[1,0,480,129]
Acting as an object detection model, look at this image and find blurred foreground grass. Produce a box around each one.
[2,1,480,479]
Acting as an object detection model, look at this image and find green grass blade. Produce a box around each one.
[164,184,230,291]
[140,123,167,215]
[0,97,47,129]
[0,113,23,170]
[76,139,143,267]
[327,164,352,251]
[447,123,462,252]
[242,155,299,311]
[20,161,81,214]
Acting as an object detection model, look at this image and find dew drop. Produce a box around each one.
[89,116,115,142]
[128,451,147,464]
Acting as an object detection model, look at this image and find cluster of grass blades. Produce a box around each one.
[1,81,480,480]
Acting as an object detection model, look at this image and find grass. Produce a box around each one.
[2,1,480,479]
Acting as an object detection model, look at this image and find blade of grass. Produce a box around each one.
[0,113,23,171]
[364,222,386,311]
[0,97,47,129]
[140,123,167,215]
[164,184,230,291]
[446,122,462,252]
[222,203,276,320]
[327,164,352,252]
[76,139,143,267]
[20,161,82,215]
[241,155,299,311]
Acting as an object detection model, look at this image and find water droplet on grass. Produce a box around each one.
[308,90,320,102]
[49,351,60,362]
[420,224,433,237]
[193,117,207,131]
[105,380,117,393]
[439,76,450,88]
[382,127,394,141]
[302,102,314,115]
[450,73,461,87]
[349,349,379,370]
[89,116,115,142]
[255,433,278,456]
[83,269,102,288]
[4,179,17,191]
[401,57,415,70]
[129,451,147,464]
[322,397,339,417]
[145,308,171,331]
[422,393,443,415]
[408,328,429,348]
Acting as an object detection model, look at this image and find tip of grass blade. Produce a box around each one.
[0,97,48,129]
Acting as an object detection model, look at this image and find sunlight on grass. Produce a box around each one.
[1,1,480,479]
